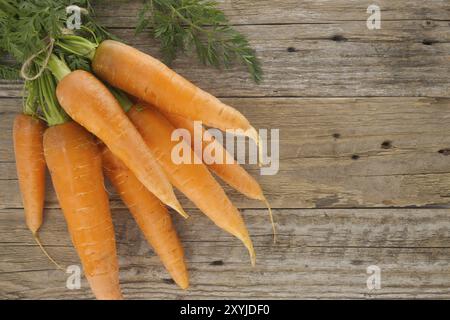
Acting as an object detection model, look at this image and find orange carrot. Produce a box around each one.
[159,111,276,241]
[53,67,187,218]
[101,145,189,289]
[13,113,64,265]
[13,114,46,235]
[92,40,260,145]
[44,121,122,300]
[128,103,255,265]
[160,111,264,200]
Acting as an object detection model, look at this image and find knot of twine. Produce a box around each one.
[20,37,55,81]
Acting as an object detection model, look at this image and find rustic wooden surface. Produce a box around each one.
[0,0,449,299]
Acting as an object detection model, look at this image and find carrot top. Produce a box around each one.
[57,35,98,62]
[47,47,134,115]
[22,80,40,117]
[36,63,69,126]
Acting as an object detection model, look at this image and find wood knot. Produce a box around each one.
[287,47,297,52]
[438,149,450,156]
[351,154,360,160]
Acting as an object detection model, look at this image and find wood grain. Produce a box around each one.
[0,0,449,300]
[94,0,450,26]
[1,21,450,98]
[1,97,450,209]
[1,208,448,299]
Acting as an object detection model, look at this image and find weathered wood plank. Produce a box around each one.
[1,21,450,98]
[1,97,450,209]
[0,208,448,299]
[94,0,450,26]
[1,0,449,301]
[119,20,450,42]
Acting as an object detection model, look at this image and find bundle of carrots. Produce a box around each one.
[4,1,274,300]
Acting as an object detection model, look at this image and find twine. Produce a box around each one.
[20,37,55,81]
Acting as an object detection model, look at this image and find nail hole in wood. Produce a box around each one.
[381,140,392,149]
[438,149,450,156]
[331,35,347,42]
[351,154,360,160]
[287,47,297,52]
[210,260,224,266]
[422,39,436,45]
[332,133,341,139]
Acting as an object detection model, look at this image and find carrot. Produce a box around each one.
[91,40,260,145]
[160,111,264,199]
[48,59,187,219]
[159,111,276,241]
[127,103,256,265]
[44,121,122,300]
[101,145,189,289]
[13,114,46,235]
[13,113,64,266]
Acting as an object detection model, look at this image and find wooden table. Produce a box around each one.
[1,0,449,299]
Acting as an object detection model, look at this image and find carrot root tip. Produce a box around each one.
[263,197,277,244]
[240,234,256,267]
[33,233,65,271]
[250,251,256,267]
[173,205,189,219]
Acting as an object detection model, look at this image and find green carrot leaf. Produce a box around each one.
[136,0,263,83]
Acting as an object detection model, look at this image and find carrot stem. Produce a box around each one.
[47,54,71,82]
[23,80,39,117]
[56,35,97,61]
[37,70,69,126]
